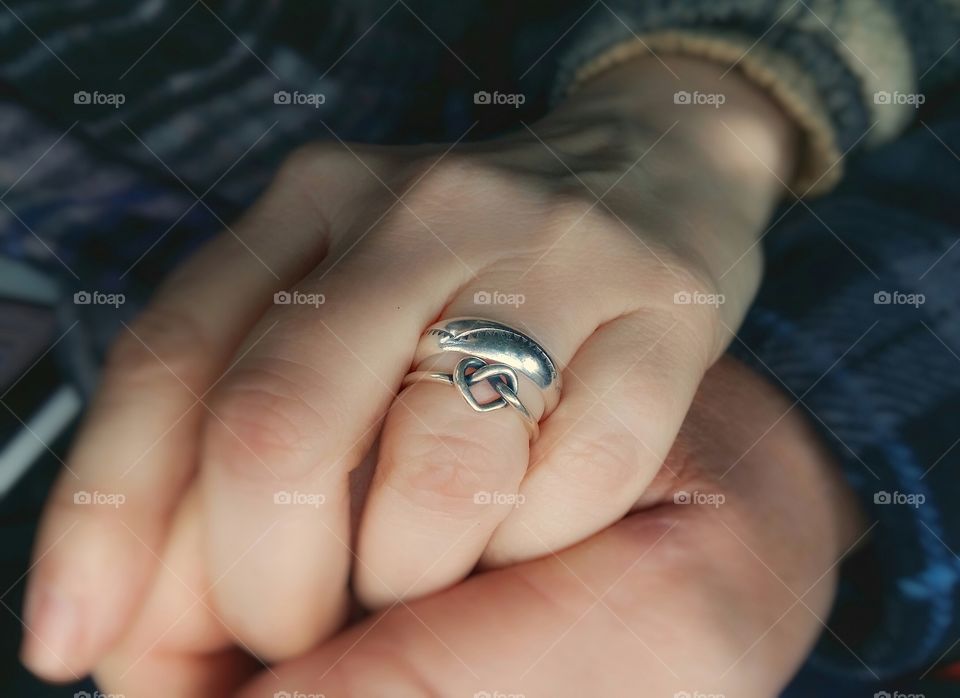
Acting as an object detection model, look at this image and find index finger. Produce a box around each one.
[20,153,345,681]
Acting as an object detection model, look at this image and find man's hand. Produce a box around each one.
[22,55,798,679]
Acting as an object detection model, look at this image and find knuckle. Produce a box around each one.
[519,193,607,255]
[103,305,210,394]
[325,155,495,258]
[204,365,341,482]
[548,421,645,503]
[276,142,342,183]
[551,194,633,249]
[48,485,124,528]
[273,142,369,222]
[41,481,149,568]
[632,259,726,371]
[651,250,722,311]
[32,508,124,593]
[388,155,516,229]
[545,194,606,233]
[385,428,518,516]
[402,154,498,203]
[664,303,723,374]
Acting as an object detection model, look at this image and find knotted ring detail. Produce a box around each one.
[402,318,562,441]
[402,356,538,439]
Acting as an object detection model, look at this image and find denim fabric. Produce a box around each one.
[733,90,960,692]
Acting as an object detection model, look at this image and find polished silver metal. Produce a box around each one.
[411,317,562,415]
[403,357,539,439]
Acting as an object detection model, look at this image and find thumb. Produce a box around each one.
[238,505,816,698]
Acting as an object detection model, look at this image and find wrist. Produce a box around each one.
[466,55,801,356]
[535,55,801,339]
[550,54,800,198]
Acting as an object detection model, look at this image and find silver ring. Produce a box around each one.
[411,317,562,413]
[403,317,562,440]
[403,357,539,440]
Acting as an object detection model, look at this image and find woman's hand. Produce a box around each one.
[22,55,797,679]
[96,357,865,698]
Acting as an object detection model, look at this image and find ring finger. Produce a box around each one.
[353,272,609,608]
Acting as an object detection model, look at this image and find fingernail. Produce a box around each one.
[20,582,81,678]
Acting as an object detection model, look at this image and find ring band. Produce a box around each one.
[403,357,539,439]
[411,317,561,413]
[403,317,561,440]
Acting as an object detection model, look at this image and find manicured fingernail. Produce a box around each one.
[20,582,80,677]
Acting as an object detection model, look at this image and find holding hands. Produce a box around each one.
[21,56,837,697]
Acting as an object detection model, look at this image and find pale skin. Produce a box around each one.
[101,357,864,697]
[20,54,834,692]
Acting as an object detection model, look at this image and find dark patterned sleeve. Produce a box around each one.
[513,0,960,196]
[728,92,960,681]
